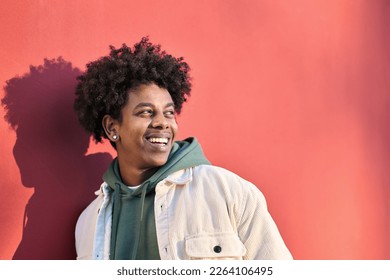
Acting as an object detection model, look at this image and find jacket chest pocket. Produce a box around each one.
[185,232,247,260]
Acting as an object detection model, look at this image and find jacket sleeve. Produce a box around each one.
[235,181,293,260]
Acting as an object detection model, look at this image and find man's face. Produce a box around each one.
[115,83,178,170]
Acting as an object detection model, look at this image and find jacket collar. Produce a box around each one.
[97,167,194,196]
[164,168,193,185]
[95,182,111,196]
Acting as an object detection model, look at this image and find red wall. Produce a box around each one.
[0,0,389,259]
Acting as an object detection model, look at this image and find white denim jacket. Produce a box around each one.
[75,165,292,260]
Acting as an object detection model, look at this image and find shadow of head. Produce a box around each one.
[1,58,112,259]
[2,58,91,188]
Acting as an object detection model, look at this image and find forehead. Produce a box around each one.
[127,83,173,106]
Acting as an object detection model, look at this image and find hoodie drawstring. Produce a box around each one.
[130,183,148,260]
[110,183,122,259]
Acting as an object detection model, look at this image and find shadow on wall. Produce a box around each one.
[1,58,112,259]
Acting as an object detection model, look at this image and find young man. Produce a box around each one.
[74,37,292,260]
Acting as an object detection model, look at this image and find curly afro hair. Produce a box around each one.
[74,37,191,143]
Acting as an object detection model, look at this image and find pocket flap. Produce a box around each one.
[185,232,247,258]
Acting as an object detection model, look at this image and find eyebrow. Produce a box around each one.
[134,102,175,109]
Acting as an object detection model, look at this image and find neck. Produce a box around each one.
[117,156,157,186]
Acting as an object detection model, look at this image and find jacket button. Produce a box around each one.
[213,245,222,253]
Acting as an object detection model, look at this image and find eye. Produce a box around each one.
[164,110,175,118]
[138,109,153,117]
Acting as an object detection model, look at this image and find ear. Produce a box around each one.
[102,115,120,141]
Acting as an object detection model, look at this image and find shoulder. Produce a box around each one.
[78,194,103,221]
[192,165,256,187]
[76,195,102,234]
[191,165,266,200]
[193,164,243,179]
[75,183,107,237]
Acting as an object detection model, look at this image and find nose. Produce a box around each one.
[150,112,169,129]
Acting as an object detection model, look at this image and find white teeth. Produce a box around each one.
[148,137,168,144]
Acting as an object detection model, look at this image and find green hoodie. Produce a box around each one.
[103,137,210,260]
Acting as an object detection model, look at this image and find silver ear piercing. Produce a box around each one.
[112,135,118,140]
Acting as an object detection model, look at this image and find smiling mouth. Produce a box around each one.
[146,137,169,145]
